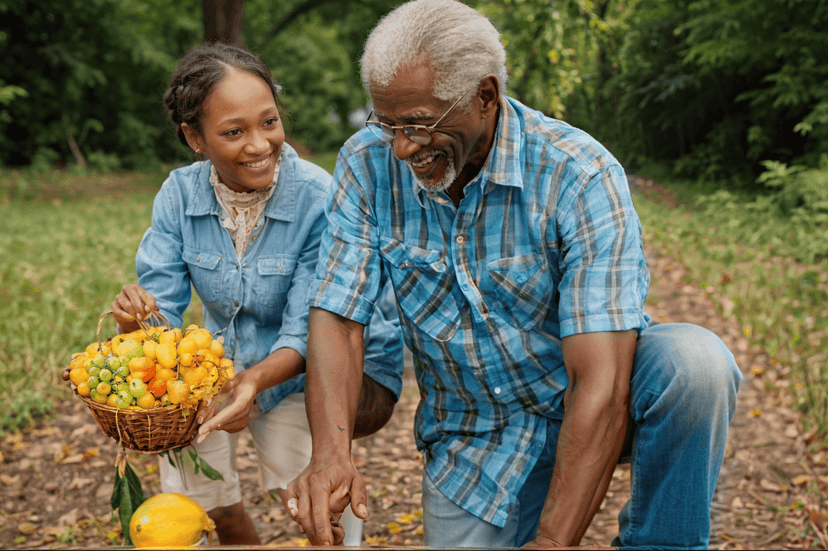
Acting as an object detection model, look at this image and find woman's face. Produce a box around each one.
[187,68,285,193]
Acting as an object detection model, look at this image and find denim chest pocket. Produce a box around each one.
[255,254,297,310]
[182,248,222,304]
[486,253,552,331]
[380,237,459,342]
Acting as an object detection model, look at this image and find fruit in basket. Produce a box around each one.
[118,340,143,361]
[166,379,190,404]
[155,343,178,370]
[129,492,215,548]
[129,379,148,399]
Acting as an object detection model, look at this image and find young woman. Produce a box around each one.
[111,42,403,545]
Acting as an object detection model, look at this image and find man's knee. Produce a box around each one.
[637,323,742,406]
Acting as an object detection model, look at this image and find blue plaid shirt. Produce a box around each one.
[309,97,650,527]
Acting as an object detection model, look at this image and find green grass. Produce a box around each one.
[632,178,828,440]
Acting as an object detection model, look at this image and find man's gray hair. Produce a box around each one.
[360,0,507,109]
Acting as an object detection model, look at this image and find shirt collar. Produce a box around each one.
[185,142,298,222]
[414,96,524,207]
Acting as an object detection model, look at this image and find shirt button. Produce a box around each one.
[494,387,502,395]
[456,235,465,244]
[252,235,258,242]
[242,263,247,268]
[234,301,239,307]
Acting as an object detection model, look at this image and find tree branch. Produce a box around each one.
[256,0,341,51]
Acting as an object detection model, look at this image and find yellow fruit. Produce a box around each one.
[129,493,215,548]
[191,329,212,350]
[166,379,190,404]
[181,365,208,388]
[156,343,178,370]
[204,366,219,386]
[136,392,156,409]
[142,339,158,362]
[76,381,91,397]
[158,328,183,346]
[110,335,124,355]
[178,353,194,368]
[85,342,110,356]
[128,356,154,374]
[177,336,198,358]
[154,368,176,382]
[69,367,88,387]
[208,340,225,359]
[106,393,120,407]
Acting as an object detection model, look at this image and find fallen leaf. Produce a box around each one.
[792,475,812,486]
[60,454,85,464]
[1,474,20,485]
[67,476,94,490]
[18,522,38,535]
[57,508,81,527]
[731,497,744,509]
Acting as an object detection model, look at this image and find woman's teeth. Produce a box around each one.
[243,159,268,168]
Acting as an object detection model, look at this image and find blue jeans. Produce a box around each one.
[422,323,742,549]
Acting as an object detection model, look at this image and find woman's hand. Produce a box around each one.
[196,369,259,441]
[111,283,156,333]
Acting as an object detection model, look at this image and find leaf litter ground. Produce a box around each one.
[1,176,827,549]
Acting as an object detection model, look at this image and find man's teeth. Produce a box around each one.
[411,154,438,168]
[243,159,268,168]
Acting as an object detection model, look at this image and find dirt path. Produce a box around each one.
[2,183,827,549]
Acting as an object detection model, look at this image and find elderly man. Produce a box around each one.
[287,0,742,548]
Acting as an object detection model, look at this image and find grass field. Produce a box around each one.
[1,161,826,445]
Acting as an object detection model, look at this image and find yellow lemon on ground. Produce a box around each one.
[129,493,215,548]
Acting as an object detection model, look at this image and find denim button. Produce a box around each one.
[494,387,501,395]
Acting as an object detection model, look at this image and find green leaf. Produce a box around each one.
[198,457,225,481]
[112,462,146,546]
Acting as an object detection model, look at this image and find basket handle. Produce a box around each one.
[95,308,172,351]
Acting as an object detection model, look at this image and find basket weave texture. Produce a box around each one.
[78,391,204,452]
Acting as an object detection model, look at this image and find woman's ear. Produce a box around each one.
[477,75,500,119]
[181,123,204,154]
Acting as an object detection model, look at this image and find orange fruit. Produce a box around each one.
[156,343,178,370]
[76,381,91,397]
[128,356,154,374]
[147,377,168,398]
[106,393,120,407]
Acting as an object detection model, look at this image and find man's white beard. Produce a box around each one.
[408,154,457,194]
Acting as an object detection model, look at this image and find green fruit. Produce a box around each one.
[92,353,105,368]
[129,379,147,399]
[87,376,100,389]
[118,340,143,362]
[160,395,172,407]
[118,389,132,402]
[84,359,95,373]
[104,354,120,370]
[115,398,131,409]
[119,356,130,369]
[99,369,113,382]
[116,364,130,378]
[88,366,101,379]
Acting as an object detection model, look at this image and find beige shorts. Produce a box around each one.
[158,393,311,512]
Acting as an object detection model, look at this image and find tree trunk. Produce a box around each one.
[203,0,245,46]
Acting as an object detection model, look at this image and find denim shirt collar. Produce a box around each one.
[415,96,525,207]
[184,142,299,223]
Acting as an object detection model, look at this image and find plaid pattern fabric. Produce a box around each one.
[309,97,650,527]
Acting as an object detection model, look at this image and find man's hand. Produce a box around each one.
[524,533,567,548]
[284,453,368,545]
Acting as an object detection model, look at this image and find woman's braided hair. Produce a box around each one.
[163,41,287,147]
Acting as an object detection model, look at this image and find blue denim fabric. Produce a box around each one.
[421,322,742,549]
[136,145,404,411]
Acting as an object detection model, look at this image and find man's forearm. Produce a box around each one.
[305,307,365,456]
[539,388,628,545]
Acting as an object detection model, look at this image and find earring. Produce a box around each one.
[195,148,201,154]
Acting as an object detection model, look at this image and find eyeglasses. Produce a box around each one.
[365,92,467,146]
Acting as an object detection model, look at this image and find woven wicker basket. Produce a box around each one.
[68,309,207,452]
[77,391,204,452]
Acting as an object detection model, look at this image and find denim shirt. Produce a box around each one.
[136,144,404,412]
